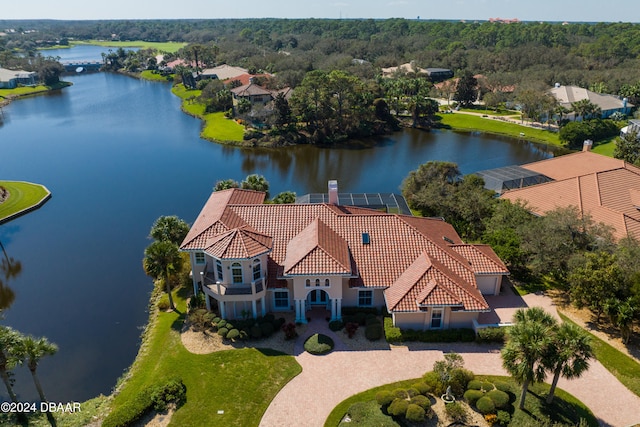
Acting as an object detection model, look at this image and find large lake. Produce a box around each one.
[0,46,552,402]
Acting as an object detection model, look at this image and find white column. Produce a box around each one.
[295,300,307,323]
[330,298,336,321]
[261,297,267,316]
[252,300,257,318]
[336,299,342,320]
[205,294,211,311]
[219,301,226,319]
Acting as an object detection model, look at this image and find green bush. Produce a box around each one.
[494,381,510,392]
[463,389,484,405]
[342,307,378,316]
[406,403,426,423]
[449,368,474,396]
[406,387,420,398]
[480,382,494,391]
[263,313,275,323]
[409,394,431,411]
[445,401,467,422]
[157,295,170,311]
[328,320,344,331]
[250,325,262,339]
[392,388,409,399]
[225,323,234,330]
[467,380,484,390]
[212,317,221,324]
[497,410,511,425]
[388,398,409,418]
[218,327,230,338]
[260,322,275,337]
[216,319,227,329]
[273,317,286,330]
[226,329,240,341]
[304,334,334,355]
[476,327,508,343]
[422,372,442,394]
[365,323,383,341]
[239,330,248,340]
[383,319,475,343]
[101,393,153,427]
[366,314,380,325]
[354,312,367,326]
[412,382,432,395]
[476,396,496,415]
[376,390,394,407]
[486,389,510,409]
[150,378,187,411]
[384,317,403,342]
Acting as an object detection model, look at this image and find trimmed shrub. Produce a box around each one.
[422,372,442,394]
[494,381,510,392]
[445,401,468,422]
[101,393,153,427]
[476,327,508,343]
[216,319,227,329]
[375,390,394,407]
[406,387,420,398]
[250,325,262,339]
[157,295,170,311]
[150,378,187,411]
[486,389,510,409]
[480,382,494,391]
[212,317,221,324]
[449,368,474,396]
[226,329,240,341]
[260,322,275,337]
[412,382,432,395]
[392,388,409,399]
[388,398,409,418]
[225,323,234,330]
[342,314,357,325]
[217,327,229,338]
[476,396,496,415]
[463,389,484,405]
[467,380,484,390]
[384,317,403,342]
[406,403,426,423]
[273,317,286,330]
[497,410,511,425]
[304,333,334,355]
[342,307,378,316]
[239,330,248,340]
[365,323,383,341]
[263,313,275,323]
[328,320,344,331]
[410,394,431,411]
[354,312,367,326]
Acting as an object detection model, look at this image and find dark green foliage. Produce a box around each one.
[304,333,334,354]
[406,388,420,398]
[486,389,510,409]
[467,379,484,390]
[497,410,511,425]
[375,390,394,407]
[494,381,510,392]
[250,325,262,339]
[101,393,153,427]
[365,314,380,325]
[383,320,476,343]
[365,323,383,341]
[422,372,441,393]
[453,70,478,107]
[412,382,432,395]
[614,130,640,166]
[476,327,508,343]
[405,403,426,423]
[216,319,227,329]
[260,322,274,337]
[463,389,484,405]
[387,398,409,418]
[150,378,187,411]
[328,320,344,331]
[392,388,409,399]
[559,119,619,150]
[448,368,475,396]
[281,322,297,340]
[217,327,229,338]
[354,312,367,326]
[480,382,494,391]
[444,401,468,422]
[342,307,378,316]
[226,329,240,340]
[345,322,359,338]
[475,396,496,415]
[409,394,431,411]
[263,313,275,323]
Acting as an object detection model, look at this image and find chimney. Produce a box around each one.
[583,139,593,152]
[328,180,339,205]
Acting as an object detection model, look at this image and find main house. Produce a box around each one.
[180,184,509,330]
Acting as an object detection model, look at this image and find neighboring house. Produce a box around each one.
[230,81,292,107]
[620,119,640,138]
[180,183,510,331]
[425,68,454,81]
[199,64,249,81]
[501,147,640,241]
[0,67,38,88]
[381,62,428,77]
[549,84,633,120]
[226,73,271,87]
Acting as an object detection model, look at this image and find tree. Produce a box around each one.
[143,241,183,311]
[214,179,240,191]
[501,307,557,409]
[272,191,296,204]
[613,129,640,166]
[452,71,477,108]
[273,92,293,131]
[604,298,636,344]
[542,322,593,404]
[150,216,190,246]
[18,335,58,426]
[571,99,601,121]
[516,89,555,123]
[482,200,533,274]
[0,326,23,406]
[241,174,270,198]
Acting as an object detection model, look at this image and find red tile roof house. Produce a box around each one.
[180,185,509,330]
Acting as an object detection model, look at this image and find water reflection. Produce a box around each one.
[0,239,20,312]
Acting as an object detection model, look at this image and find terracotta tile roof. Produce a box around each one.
[283,218,352,275]
[502,152,640,240]
[183,192,504,312]
[451,244,510,274]
[200,64,248,80]
[230,82,273,97]
[204,226,272,259]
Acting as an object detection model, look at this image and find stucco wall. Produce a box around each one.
[476,275,502,295]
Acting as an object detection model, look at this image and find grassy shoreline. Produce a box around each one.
[0,81,72,107]
[71,40,186,53]
[0,181,52,224]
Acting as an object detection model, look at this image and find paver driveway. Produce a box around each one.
[260,294,640,427]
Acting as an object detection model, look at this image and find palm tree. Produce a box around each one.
[149,215,190,246]
[543,322,592,404]
[143,241,183,311]
[571,99,601,121]
[19,335,58,426]
[0,326,23,405]
[241,174,270,198]
[501,307,557,409]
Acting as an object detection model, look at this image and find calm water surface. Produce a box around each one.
[0,47,552,402]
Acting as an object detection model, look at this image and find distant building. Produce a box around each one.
[0,67,38,89]
[549,84,633,120]
[425,68,454,81]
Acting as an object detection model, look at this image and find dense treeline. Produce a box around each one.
[4,19,640,90]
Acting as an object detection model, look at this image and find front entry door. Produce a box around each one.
[307,290,328,305]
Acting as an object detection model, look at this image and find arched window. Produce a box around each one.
[315,279,320,287]
[231,262,243,284]
[325,279,330,287]
[305,279,311,287]
[253,259,261,280]
[216,259,223,281]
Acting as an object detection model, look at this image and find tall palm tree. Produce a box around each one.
[0,326,23,405]
[501,307,557,409]
[143,241,183,311]
[149,215,190,246]
[19,335,58,426]
[241,174,270,198]
[543,322,592,404]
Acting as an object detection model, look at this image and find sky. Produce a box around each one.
[2,0,639,23]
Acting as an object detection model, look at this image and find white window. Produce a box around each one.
[358,290,373,307]
[195,252,205,264]
[253,259,261,280]
[231,262,243,284]
[324,279,330,287]
[216,259,223,281]
[431,308,443,329]
[273,291,289,309]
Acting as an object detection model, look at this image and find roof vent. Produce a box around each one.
[362,232,371,245]
[443,236,454,244]
[328,180,339,205]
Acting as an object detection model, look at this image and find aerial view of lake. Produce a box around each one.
[0,46,553,402]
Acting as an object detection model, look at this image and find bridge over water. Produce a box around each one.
[61,60,103,72]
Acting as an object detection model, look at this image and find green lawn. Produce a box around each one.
[0,82,72,101]
[171,84,244,143]
[559,313,640,398]
[139,70,174,83]
[106,288,301,427]
[591,138,617,156]
[72,40,186,53]
[437,113,562,147]
[456,107,520,117]
[0,181,51,223]
[325,375,597,427]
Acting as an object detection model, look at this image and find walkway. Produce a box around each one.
[260,298,640,427]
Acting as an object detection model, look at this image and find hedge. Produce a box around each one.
[476,396,496,415]
[463,389,484,405]
[406,403,426,423]
[409,394,431,411]
[476,326,508,343]
[384,318,475,343]
[388,398,409,417]
[486,389,510,409]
